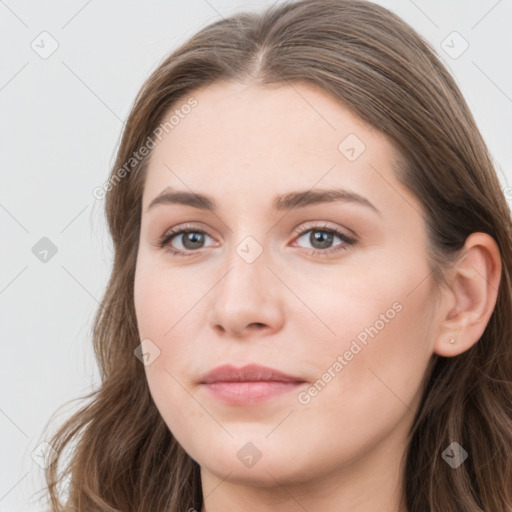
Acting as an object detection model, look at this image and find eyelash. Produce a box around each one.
[155,222,357,258]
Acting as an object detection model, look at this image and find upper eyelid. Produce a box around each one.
[164,221,351,236]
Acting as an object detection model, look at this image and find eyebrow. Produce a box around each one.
[145,186,381,215]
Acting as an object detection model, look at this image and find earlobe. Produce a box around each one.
[433,232,501,358]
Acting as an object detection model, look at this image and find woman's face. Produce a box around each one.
[134,80,440,491]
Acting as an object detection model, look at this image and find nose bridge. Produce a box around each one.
[218,236,269,307]
[208,228,283,337]
[220,216,270,289]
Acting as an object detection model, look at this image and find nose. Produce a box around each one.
[208,247,285,340]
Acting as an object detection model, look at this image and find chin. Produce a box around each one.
[187,433,321,487]
[198,452,306,488]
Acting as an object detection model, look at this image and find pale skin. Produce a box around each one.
[133,80,501,512]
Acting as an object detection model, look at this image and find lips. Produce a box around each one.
[199,364,306,405]
[199,363,305,384]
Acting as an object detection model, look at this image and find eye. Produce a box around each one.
[155,222,357,258]
[156,223,215,257]
[292,223,357,256]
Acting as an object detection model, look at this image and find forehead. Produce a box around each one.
[148,79,388,157]
[141,80,410,216]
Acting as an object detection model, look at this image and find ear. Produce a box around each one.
[433,232,502,357]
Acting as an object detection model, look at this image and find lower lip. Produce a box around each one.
[201,381,304,405]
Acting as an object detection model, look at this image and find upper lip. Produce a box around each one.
[199,364,305,384]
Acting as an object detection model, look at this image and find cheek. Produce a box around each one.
[133,255,212,428]
[297,256,435,426]
[133,261,202,439]
[134,255,200,354]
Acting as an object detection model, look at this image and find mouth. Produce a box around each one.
[199,363,307,405]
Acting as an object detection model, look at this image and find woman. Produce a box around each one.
[42,0,512,510]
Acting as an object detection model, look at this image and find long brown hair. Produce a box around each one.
[40,0,512,510]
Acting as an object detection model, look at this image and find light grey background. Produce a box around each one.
[1,0,511,510]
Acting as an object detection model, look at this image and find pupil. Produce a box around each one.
[183,232,204,249]
[312,231,332,249]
